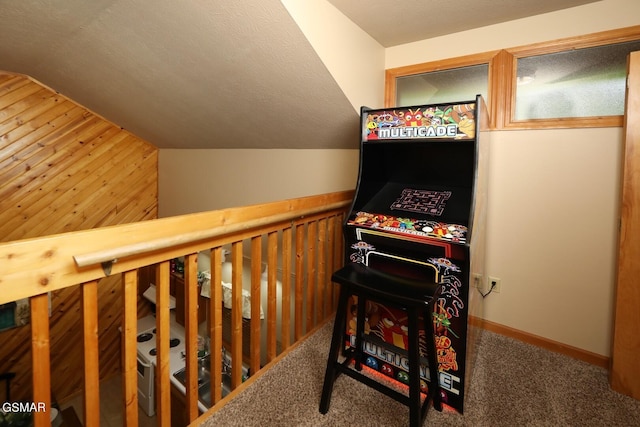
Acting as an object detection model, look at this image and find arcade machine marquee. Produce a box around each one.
[342,96,489,413]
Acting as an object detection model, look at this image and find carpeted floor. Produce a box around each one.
[198,321,640,427]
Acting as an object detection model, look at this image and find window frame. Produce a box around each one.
[385,51,502,127]
[385,25,640,130]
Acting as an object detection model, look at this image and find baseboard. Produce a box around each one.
[469,316,609,369]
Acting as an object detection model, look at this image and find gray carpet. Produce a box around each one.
[198,321,640,427]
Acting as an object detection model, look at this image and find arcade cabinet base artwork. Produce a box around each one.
[343,253,468,412]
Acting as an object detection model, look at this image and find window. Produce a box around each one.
[386,26,640,130]
[386,51,496,108]
[395,64,488,107]
[513,40,640,121]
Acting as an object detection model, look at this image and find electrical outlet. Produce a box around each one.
[488,276,501,293]
[472,273,483,290]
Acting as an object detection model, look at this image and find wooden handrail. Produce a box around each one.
[73,199,351,270]
[0,190,353,305]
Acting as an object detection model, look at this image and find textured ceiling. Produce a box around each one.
[0,0,360,149]
[0,0,600,149]
[327,0,600,47]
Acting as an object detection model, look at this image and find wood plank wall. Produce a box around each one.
[0,72,158,403]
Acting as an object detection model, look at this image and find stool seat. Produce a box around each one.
[330,262,441,307]
[319,263,443,427]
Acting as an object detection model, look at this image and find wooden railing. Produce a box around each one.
[0,190,352,426]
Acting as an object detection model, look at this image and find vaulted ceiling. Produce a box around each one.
[0,0,598,149]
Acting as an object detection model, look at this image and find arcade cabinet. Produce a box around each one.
[340,95,489,413]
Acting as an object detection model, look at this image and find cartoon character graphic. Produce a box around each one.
[403,108,424,127]
[380,317,409,349]
[436,334,459,371]
[397,218,415,230]
[447,224,467,241]
[349,240,376,263]
[396,370,410,385]
[432,223,451,239]
[425,104,473,138]
[428,257,461,275]
[423,107,437,125]
[365,357,379,370]
[377,112,402,128]
[381,363,395,378]
[414,220,434,233]
[380,217,401,229]
[433,310,459,339]
[366,115,379,139]
[352,211,375,225]
[451,103,476,138]
[346,295,380,336]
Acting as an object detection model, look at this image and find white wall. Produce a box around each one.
[385,0,640,356]
[485,129,623,356]
[159,149,359,216]
[281,0,385,111]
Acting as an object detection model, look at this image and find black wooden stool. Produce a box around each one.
[319,262,443,427]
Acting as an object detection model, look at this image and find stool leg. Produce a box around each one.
[354,295,367,371]
[319,284,350,414]
[425,302,442,412]
[407,307,422,427]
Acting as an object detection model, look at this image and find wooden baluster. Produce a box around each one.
[281,227,292,350]
[81,280,100,427]
[231,241,243,389]
[209,247,223,404]
[294,223,305,340]
[184,253,199,422]
[266,231,278,362]
[155,261,171,427]
[121,270,138,427]
[317,218,327,321]
[306,220,317,332]
[30,293,50,427]
[327,215,337,312]
[250,236,262,376]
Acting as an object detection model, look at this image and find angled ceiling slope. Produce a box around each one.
[0,0,359,149]
[328,0,600,48]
